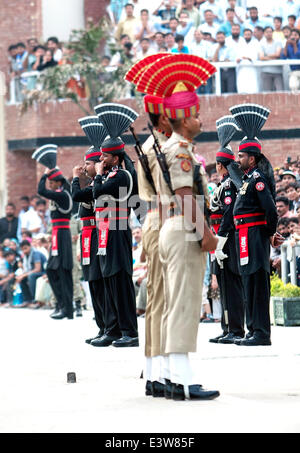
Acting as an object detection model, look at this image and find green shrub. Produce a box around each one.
[271,274,300,298]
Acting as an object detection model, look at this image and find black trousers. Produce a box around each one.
[242,268,271,340]
[221,68,237,93]
[217,265,245,337]
[103,269,138,338]
[89,279,105,335]
[47,268,73,316]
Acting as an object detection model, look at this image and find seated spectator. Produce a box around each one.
[259,26,284,92]
[244,6,267,32]
[115,3,139,43]
[20,197,43,239]
[164,32,176,51]
[0,203,19,244]
[212,31,237,93]
[16,240,47,307]
[202,31,214,44]
[176,0,201,28]
[171,34,189,53]
[0,249,21,306]
[236,28,260,94]
[134,8,156,44]
[281,169,298,186]
[280,28,300,93]
[199,9,220,41]
[199,0,224,25]
[36,49,58,71]
[0,247,8,304]
[273,16,285,44]
[276,196,294,218]
[286,182,300,212]
[46,36,63,62]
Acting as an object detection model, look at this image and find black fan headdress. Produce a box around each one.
[78,116,107,162]
[32,144,64,181]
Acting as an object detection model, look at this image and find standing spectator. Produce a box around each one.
[222,0,245,26]
[212,31,237,93]
[177,11,195,45]
[165,32,176,51]
[31,45,46,71]
[281,28,300,92]
[244,7,267,31]
[36,49,58,71]
[278,0,300,26]
[259,26,284,92]
[286,182,300,212]
[153,0,177,29]
[199,0,224,24]
[115,3,139,43]
[253,26,265,43]
[134,9,156,44]
[16,240,47,307]
[10,42,28,102]
[171,34,189,53]
[226,23,246,60]
[0,203,19,244]
[236,28,259,94]
[46,37,63,62]
[273,17,285,43]
[288,14,297,30]
[219,8,242,37]
[35,199,50,234]
[276,196,294,218]
[176,0,201,28]
[159,16,180,35]
[189,29,213,59]
[19,196,42,239]
[199,9,220,41]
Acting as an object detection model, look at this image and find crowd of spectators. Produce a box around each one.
[7,0,300,103]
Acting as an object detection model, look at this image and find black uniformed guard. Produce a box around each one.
[209,115,245,344]
[229,104,284,346]
[33,145,74,320]
[72,116,107,344]
[91,103,139,348]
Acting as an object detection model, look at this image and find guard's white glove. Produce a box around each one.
[215,235,228,266]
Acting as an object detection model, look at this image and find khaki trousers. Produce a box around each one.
[142,210,164,357]
[159,216,206,354]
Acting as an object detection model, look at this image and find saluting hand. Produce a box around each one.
[95,161,105,176]
[73,165,84,178]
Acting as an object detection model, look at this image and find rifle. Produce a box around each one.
[129,126,157,194]
[148,123,217,252]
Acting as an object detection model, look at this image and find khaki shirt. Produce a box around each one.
[137,130,169,202]
[115,16,139,43]
[157,131,209,205]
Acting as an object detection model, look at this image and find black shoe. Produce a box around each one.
[145,380,152,396]
[236,336,271,346]
[85,332,103,345]
[91,334,120,347]
[209,333,227,344]
[171,383,219,401]
[218,333,243,344]
[51,310,73,320]
[112,336,139,348]
[50,307,60,318]
[74,300,82,317]
[151,381,165,398]
[164,379,172,399]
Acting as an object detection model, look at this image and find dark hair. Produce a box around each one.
[282,25,292,31]
[286,182,299,190]
[249,7,258,11]
[169,16,179,22]
[33,45,46,52]
[20,240,31,248]
[47,36,59,45]
[288,15,296,21]
[124,42,133,50]
[274,16,283,23]
[204,9,213,14]
[264,26,273,32]
[3,249,16,257]
[255,26,264,33]
[155,32,164,38]
[141,38,150,43]
[140,9,149,14]
[291,28,300,37]
[216,31,226,36]
[276,189,286,196]
[8,44,17,52]
[165,32,175,38]
[148,112,160,128]
[20,196,30,203]
[276,196,289,206]
[6,202,16,209]
[36,199,46,206]
[120,34,129,40]
[244,28,253,34]
[175,34,184,43]
[278,217,289,227]
[16,42,26,48]
[226,8,235,13]
[125,3,134,7]
[289,216,299,223]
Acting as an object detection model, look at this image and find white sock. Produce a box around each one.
[145,357,152,381]
[151,355,165,384]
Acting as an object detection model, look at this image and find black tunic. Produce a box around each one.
[71,177,101,282]
[38,175,73,270]
[92,168,133,278]
[233,167,278,275]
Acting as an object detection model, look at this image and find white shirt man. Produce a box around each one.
[236,29,260,93]
[189,30,214,59]
[199,0,224,24]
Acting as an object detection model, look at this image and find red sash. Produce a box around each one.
[234,213,267,266]
[210,214,223,258]
[95,207,129,256]
[51,219,70,256]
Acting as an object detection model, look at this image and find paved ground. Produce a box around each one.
[0,306,300,434]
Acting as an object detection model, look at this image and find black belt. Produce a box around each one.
[80,217,96,227]
[234,213,266,227]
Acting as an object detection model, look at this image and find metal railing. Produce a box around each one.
[7,59,300,104]
[281,241,300,285]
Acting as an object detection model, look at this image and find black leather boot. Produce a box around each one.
[74,300,82,317]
